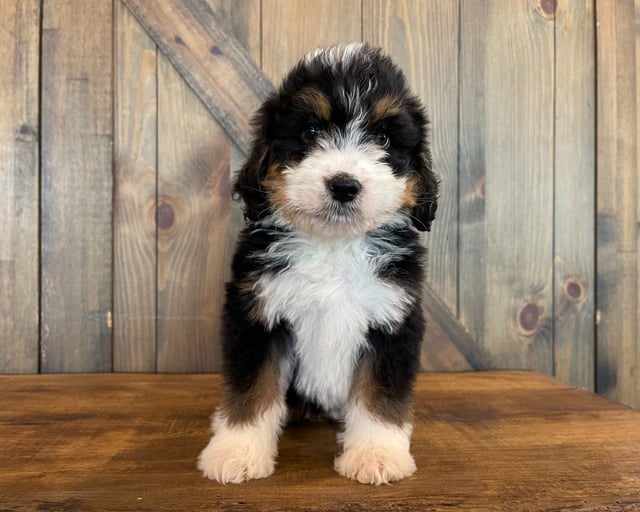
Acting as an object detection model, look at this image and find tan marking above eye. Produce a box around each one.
[294,87,332,121]
[371,95,404,122]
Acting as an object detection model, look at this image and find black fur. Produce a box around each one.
[369,222,426,294]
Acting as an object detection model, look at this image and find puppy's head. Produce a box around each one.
[235,43,438,237]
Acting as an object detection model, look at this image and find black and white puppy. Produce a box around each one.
[198,43,438,485]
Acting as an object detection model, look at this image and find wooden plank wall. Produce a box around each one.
[40,0,114,372]
[555,0,596,392]
[113,1,157,371]
[0,0,40,373]
[0,0,638,408]
[596,0,640,408]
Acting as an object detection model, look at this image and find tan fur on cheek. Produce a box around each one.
[400,176,419,209]
[262,164,290,212]
[262,164,313,230]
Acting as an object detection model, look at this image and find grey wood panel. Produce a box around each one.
[0,0,40,373]
[40,0,113,372]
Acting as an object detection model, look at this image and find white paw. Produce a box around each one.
[197,406,285,484]
[197,432,276,484]
[334,444,416,485]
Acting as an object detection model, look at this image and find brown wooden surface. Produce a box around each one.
[0,0,40,373]
[40,0,113,372]
[596,0,639,408]
[1,372,639,511]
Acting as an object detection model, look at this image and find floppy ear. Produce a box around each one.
[233,106,272,223]
[410,149,439,232]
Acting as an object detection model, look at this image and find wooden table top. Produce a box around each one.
[1,371,639,511]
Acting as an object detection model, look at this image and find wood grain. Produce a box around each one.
[481,0,555,372]
[113,0,158,372]
[1,372,639,511]
[420,284,495,372]
[0,0,635,412]
[208,0,262,261]
[122,0,274,153]
[40,0,113,372]
[596,0,639,408]
[153,0,263,372]
[156,54,232,372]
[364,0,459,314]
[458,0,489,345]
[0,0,40,373]
[261,0,362,84]
[208,0,261,69]
[553,0,596,391]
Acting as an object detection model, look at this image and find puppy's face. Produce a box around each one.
[236,43,438,237]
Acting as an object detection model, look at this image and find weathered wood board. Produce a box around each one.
[596,0,639,408]
[40,0,113,372]
[0,0,40,373]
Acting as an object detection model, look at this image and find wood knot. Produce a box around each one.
[16,123,37,142]
[476,176,486,199]
[563,278,586,303]
[539,0,557,18]
[517,302,544,336]
[156,202,175,230]
[210,45,223,56]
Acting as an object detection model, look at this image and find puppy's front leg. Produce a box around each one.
[335,314,422,485]
[335,401,415,485]
[198,309,289,484]
[334,358,417,485]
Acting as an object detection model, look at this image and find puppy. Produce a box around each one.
[198,43,438,485]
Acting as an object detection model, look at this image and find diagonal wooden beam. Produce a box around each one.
[122,0,490,370]
[422,283,495,371]
[122,0,274,153]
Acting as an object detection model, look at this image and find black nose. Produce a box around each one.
[327,176,362,203]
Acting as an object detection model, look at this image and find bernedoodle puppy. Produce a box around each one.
[198,43,438,485]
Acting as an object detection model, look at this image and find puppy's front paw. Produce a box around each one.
[334,444,416,485]
[198,403,286,484]
[197,432,276,484]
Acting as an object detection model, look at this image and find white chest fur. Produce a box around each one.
[254,234,412,415]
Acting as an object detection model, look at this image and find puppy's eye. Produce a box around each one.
[375,132,390,148]
[302,125,321,142]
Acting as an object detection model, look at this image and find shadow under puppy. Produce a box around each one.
[198,43,438,485]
